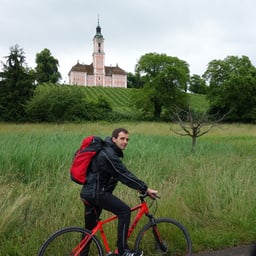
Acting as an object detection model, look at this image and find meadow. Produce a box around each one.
[0,122,255,255]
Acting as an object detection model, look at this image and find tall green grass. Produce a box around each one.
[0,122,255,255]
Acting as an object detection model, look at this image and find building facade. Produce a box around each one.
[68,22,127,88]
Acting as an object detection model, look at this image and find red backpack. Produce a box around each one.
[70,136,103,185]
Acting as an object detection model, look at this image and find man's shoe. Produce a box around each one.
[121,250,143,256]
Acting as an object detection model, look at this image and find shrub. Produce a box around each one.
[25,84,113,122]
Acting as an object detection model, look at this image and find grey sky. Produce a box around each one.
[1,0,255,83]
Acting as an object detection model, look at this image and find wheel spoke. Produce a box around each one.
[38,227,103,256]
[135,218,192,256]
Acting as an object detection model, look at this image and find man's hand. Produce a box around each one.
[147,188,158,199]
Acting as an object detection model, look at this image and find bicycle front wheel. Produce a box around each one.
[134,218,192,256]
[38,227,104,256]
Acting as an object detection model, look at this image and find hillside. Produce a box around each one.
[81,86,135,113]
[79,86,209,113]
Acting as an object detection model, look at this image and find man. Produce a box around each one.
[80,128,158,256]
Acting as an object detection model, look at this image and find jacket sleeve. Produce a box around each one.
[102,150,148,192]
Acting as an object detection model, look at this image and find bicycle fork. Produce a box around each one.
[147,213,168,253]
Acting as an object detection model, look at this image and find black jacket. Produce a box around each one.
[80,137,147,199]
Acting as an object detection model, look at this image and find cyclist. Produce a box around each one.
[80,128,158,256]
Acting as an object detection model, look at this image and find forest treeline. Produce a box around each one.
[1,45,256,123]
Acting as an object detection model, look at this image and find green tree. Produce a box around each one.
[189,74,207,94]
[135,53,190,119]
[203,55,256,122]
[35,48,61,83]
[0,44,35,121]
[127,72,144,88]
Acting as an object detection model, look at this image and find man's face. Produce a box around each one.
[112,131,129,150]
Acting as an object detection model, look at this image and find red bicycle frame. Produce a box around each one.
[72,199,151,255]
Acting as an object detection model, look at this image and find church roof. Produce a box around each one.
[105,65,126,75]
[69,62,94,75]
[69,62,126,76]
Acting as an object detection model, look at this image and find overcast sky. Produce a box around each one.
[1,0,255,83]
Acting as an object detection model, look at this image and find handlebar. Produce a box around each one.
[139,192,160,201]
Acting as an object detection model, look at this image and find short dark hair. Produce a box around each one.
[112,128,129,138]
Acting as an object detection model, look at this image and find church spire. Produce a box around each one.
[94,15,103,39]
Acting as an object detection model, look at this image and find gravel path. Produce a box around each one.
[192,244,256,256]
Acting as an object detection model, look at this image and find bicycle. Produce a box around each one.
[38,193,192,256]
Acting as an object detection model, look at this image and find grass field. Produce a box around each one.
[0,122,255,255]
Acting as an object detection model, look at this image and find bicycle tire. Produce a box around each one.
[134,217,192,256]
[38,226,104,256]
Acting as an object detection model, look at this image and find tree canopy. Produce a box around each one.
[35,48,61,83]
[135,53,190,119]
[189,74,207,94]
[203,55,256,122]
[127,72,144,88]
[0,44,35,121]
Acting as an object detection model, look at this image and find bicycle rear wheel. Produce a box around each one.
[134,218,192,256]
[38,227,104,256]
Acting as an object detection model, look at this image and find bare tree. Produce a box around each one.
[170,107,231,152]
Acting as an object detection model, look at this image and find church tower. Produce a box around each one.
[92,19,105,86]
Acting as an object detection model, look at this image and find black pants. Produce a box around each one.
[83,192,131,254]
